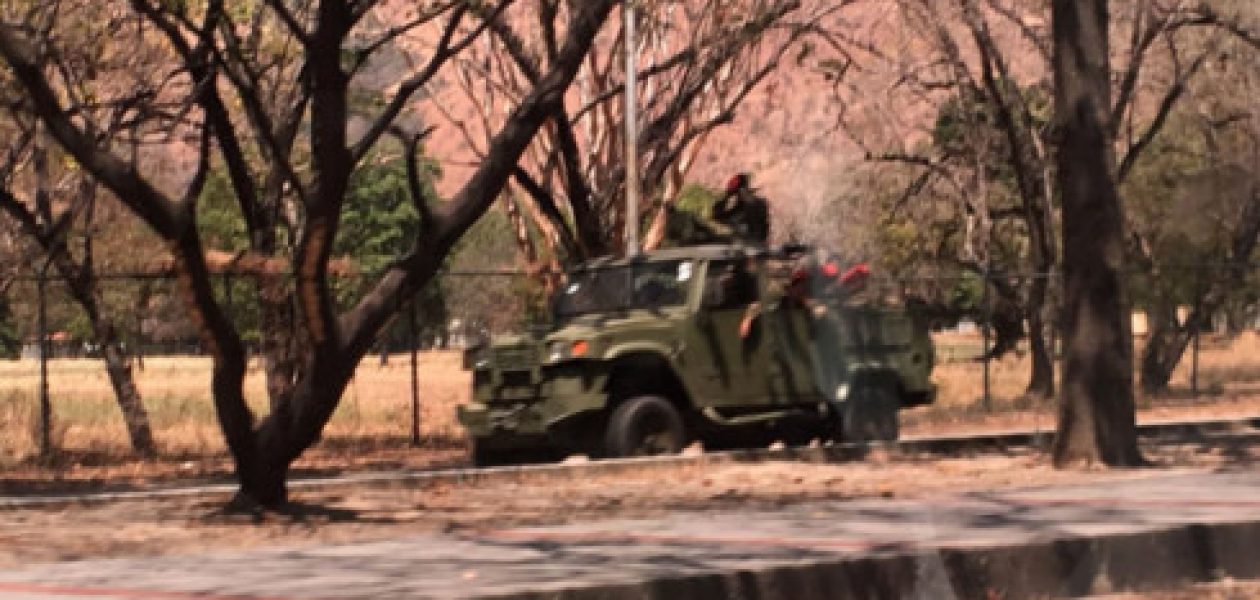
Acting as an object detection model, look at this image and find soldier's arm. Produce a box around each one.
[739,301,763,338]
[711,194,737,219]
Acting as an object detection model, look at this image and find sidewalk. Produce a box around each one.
[1,470,1258,599]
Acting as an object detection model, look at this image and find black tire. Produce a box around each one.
[604,395,687,458]
[842,381,900,443]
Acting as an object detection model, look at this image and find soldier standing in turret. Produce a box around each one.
[712,173,770,245]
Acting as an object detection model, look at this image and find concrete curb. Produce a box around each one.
[474,520,1260,599]
[2,414,1257,509]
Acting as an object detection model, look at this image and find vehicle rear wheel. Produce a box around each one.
[604,395,687,458]
[842,381,900,443]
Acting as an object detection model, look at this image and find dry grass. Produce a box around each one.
[931,330,1260,410]
[0,352,470,465]
[3,332,1260,466]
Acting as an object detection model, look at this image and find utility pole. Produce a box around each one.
[623,0,640,257]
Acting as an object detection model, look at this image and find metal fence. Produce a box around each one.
[2,261,1259,460]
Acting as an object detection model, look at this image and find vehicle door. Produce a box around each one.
[684,259,772,406]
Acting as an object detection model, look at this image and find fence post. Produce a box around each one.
[409,299,421,446]
[1191,272,1202,397]
[981,269,992,412]
[36,260,52,458]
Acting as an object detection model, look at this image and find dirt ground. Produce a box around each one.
[0,435,1254,570]
[1094,579,1260,599]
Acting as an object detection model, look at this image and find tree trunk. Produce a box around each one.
[258,278,301,411]
[1026,295,1055,398]
[97,323,156,456]
[1051,0,1143,467]
[1138,299,1187,394]
[1023,182,1057,400]
[235,355,357,508]
[963,0,1058,401]
[1138,192,1260,392]
[70,270,156,456]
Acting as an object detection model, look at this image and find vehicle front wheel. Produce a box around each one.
[841,381,900,443]
[604,395,687,458]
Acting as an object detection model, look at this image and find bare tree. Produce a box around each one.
[0,0,617,507]
[0,5,158,455]
[431,0,844,267]
[867,0,1060,398]
[848,0,1246,401]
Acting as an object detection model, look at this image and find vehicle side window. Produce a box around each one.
[634,272,684,307]
[702,260,759,309]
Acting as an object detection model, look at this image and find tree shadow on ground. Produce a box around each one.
[200,498,426,527]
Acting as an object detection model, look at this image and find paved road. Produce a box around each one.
[1,470,1258,599]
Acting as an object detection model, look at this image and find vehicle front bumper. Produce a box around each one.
[457,390,607,440]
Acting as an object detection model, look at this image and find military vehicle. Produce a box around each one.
[457,244,936,466]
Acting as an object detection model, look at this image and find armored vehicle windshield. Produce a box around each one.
[554,259,695,318]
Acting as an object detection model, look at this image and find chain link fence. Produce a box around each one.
[2,262,1259,462]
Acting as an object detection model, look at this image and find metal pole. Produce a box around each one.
[1191,275,1202,396]
[981,270,992,412]
[36,261,51,458]
[623,0,640,257]
[409,300,421,446]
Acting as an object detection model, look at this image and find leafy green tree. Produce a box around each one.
[1126,110,1260,392]
[336,154,448,348]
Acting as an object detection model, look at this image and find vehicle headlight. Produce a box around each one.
[547,339,592,362]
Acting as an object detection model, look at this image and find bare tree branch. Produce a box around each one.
[351,1,513,163]
[1118,49,1210,181]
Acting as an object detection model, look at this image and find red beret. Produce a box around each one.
[839,263,870,284]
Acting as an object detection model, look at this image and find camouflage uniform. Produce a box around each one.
[786,250,873,402]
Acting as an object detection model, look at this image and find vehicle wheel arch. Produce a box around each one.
[847,367,906,407]
[604,351,695,417]
[842,369,902,443]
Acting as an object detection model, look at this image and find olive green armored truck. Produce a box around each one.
[457,244,936,466]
